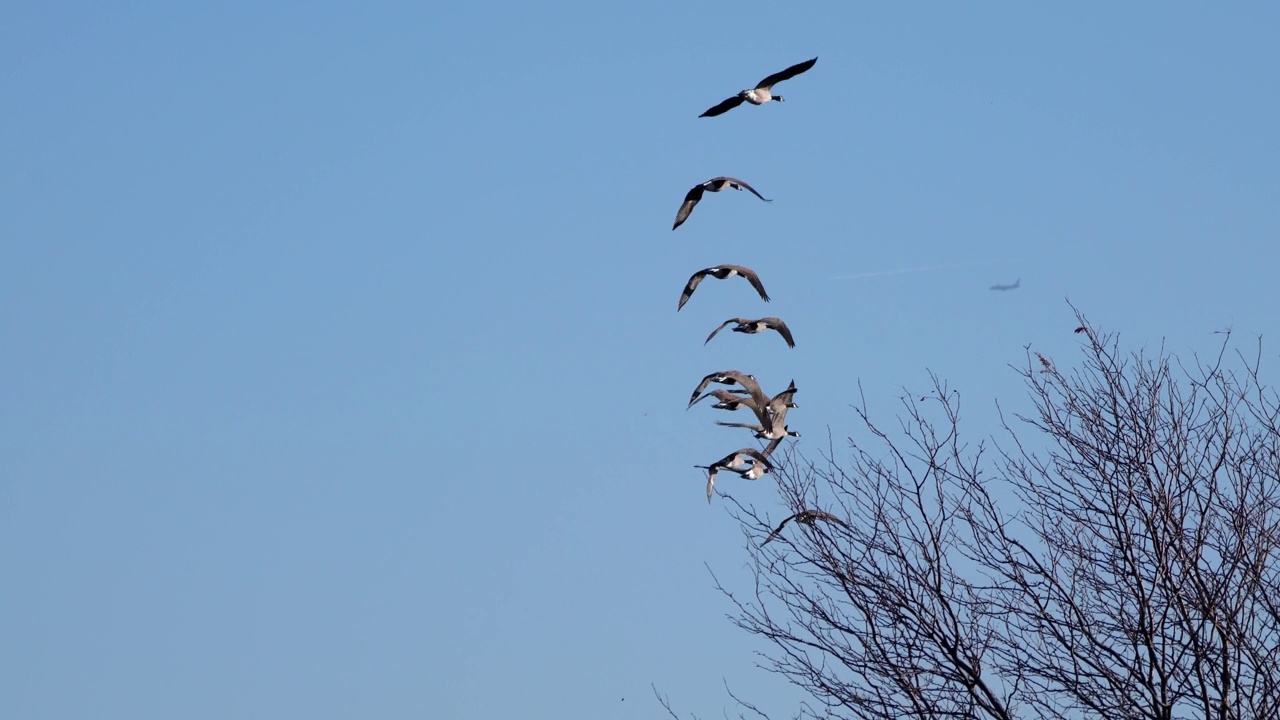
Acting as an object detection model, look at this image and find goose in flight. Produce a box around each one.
[687,370,768,410]
[762,510,850,545]
[716,420,800,441]
[765,380,799,426]
[715,379,800,438]
[692,379,798,432]
[700,57,818,117]
[672,177,771,230]
[697,447,775,503]
[704,317,795,348]
[678,264,770,311]
[688,388,759,412]
[690,386,795,410]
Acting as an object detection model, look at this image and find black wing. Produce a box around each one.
[756,57,817,90]
[672,184,707,230]
[678,269,709,311]
[700,95,746,118]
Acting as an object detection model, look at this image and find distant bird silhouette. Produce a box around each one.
[1074,326,1087,334]
[700,58,818,117]
[678,265,770,311]
[672,177,770,230]
[762,510,850,545]
[704,316,795,348]
[989,279,1021,291]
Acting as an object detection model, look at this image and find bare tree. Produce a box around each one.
[720,312,1280,720]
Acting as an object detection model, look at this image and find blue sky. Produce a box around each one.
[3,3,1279,718]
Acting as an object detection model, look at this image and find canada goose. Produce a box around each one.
[704,317,795,348]
[762,510,850,545]
[688,388,758,412]
[770,380,798,407]
[693,379,797,435]
[688,370,768,410]
[736,459,770,481]
[696,448,774,503]
[764,380,798,427]
[716,420,800,441]
[678,265,770,311]
[700,57,818,117]
[672,177,770,231]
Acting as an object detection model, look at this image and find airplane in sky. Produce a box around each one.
[989,278,1021,291]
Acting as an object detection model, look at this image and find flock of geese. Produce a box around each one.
[674,56,840,547]
[670,58,1021,542]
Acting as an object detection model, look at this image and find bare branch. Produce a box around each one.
[713,308,1280,720]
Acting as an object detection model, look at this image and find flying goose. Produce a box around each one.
[678,265,770,311]
[688,370,768,410]
[696,448,774,503]
[692,379,798,436]
[764,380,799,427]
[699,57,818,118]
[672,177,771,231]
[704,317,796,348]
[762,510,850,545]
[688,388,759,412]
[716,420,800,441]
[690,382,798,416]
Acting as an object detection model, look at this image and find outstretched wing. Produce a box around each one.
[690,370,755,407]
[702,465,719,503]
[762,514,796,545]
[766,381,798,424]
[762,509,847,545]
[738,448,773,469]
[678,269,709,311]
[700,95,746,117]
[689,374,718,407]
[771,379,798,405]
[733,266,771,303]
[704,318,744,346]
[691,388,751,409]
[721,177,772,203]
[721,371,771,419]
[715,420,763,432]
[756,57,818,91]
[672,184,707,230]
[766,317,796,348]
[805,510,849,529]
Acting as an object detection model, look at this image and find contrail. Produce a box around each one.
[833,260,992,281]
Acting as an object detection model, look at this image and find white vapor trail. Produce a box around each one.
[832,260,992,281]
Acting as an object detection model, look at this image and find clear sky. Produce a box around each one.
[3,3,1279,718]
